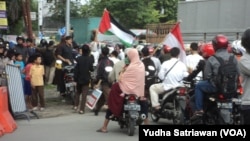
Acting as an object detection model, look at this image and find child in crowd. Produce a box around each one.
[30,53,45,111]
[14,53,25,84]
[23,55,35,111]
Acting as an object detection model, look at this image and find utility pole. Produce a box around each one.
[22,0,33,39]
[38,0,43,39]
[65,0,70,36]
[26,0,33,39]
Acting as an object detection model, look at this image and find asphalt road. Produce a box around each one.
[1,85,171,141]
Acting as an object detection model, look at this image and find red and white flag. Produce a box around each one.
[162,22,186,64]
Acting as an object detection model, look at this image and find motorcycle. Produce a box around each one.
[110,94,147,136]
[63,65,76,104]
[181,81,242,125]
[150,85,185,124]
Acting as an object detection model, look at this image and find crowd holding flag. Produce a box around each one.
[161,22,187,64]
[98,9,136,48]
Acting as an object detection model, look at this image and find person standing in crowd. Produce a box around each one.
[116,44,125,60]
[5,49,15,65]
[238,28,250,124]
[43,40,56,85]
[23,55,35,111]
[0,44,9,86]
[30,53,45,111]
[26,38,37,58]
[73,44,94,114]
[108,50,120,65]
[149,47,188,110]
[94,46,114,116]
[14,53,25,85]
[55,36,74,96]
[96,48,148,133]
[186,42,204,80]
[13,36,28,64]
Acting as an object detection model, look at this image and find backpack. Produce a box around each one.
[213,55,239,99]
[142,57,157,89]
[43,47,55,66]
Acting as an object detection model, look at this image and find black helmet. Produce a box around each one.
[16,36,25,42]
[26,38,33,43]
[40,39,48,47]
[48,40,55,46]
[241,28,250,53]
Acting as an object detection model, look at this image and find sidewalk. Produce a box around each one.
[29,85,76,119]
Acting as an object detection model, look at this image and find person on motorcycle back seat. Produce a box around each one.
[149,47,188,111]
[186,42,204,81]
[184,43,215,82]
[97,48,148,133]
[238,28,250,124]
[192,34,239,117]
[231,39,246,61]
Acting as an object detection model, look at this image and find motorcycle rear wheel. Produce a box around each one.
[127,118,135,136]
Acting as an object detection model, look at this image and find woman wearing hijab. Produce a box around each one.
[96,48,148,133]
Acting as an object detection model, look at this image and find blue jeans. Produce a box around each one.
[195,80,217,111]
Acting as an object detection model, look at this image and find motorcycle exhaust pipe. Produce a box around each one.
[140,113,147,120]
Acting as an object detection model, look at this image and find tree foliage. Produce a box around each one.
[3,0,38,35]
[85,0,178,28]
[49,0,83,23]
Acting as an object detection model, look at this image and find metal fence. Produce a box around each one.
[5,64,38,120]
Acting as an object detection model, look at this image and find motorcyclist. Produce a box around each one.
[192,34,239,117]
[149,47,188,111]
[238,28,250,124]
[184,43,215,82]
[96,48,148,133]
[231,39,246,60]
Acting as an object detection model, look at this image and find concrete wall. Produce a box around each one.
[177,0,250,43]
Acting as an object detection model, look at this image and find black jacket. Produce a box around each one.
[185,59,206,82]
[74,55,94,85]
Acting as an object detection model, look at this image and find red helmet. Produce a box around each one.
[163,45,171,54]
[212,34,229,50]
[200,43,215,59]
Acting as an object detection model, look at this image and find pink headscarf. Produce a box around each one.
[118,48,145,97]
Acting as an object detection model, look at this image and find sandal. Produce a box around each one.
[79,110,84,114]
[96,129,108,133]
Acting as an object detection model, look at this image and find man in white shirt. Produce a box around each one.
[186,42,204,80]
[149,47,189,110]
[109,50,120,64]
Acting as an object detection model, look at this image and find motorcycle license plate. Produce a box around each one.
[217,102,232,109]
[124,104,141,111]
[66,82,76,88]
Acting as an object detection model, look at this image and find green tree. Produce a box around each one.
[2,0,38,35]
[88,0,161,28]
[85,0,179,28]
[49,0,83,23]
[155,0,178,23]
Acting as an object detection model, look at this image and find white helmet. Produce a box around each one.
[231,40,246,55]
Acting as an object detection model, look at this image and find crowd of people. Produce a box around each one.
[0,28,250,133]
